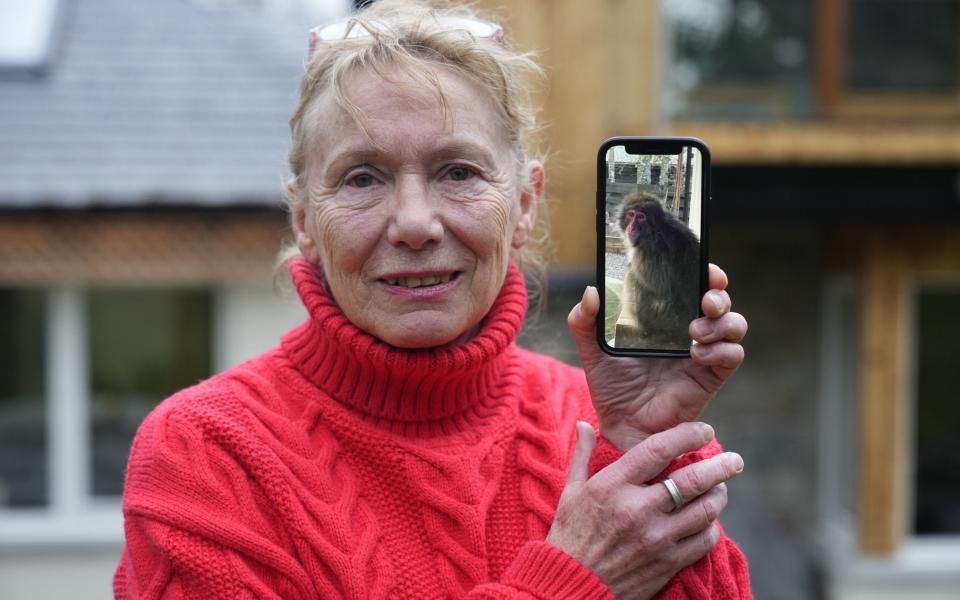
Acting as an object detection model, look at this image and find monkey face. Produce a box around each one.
[622,206,649,246]
[618,195,663,249]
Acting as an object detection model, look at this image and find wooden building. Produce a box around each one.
[481,1,960,598]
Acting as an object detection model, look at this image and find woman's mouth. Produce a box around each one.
[382,273,455,288]
[379,271,461,297]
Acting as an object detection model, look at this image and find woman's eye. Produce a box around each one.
[445,166,474,182]
[347,173,377,188]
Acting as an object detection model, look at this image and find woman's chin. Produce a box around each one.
[369,317,481,350]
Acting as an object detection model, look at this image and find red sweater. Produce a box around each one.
[115,260,751,599]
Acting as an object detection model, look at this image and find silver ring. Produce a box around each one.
[662,478,684,511]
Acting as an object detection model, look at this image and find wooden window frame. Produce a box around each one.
[858,228,960,553]
[817,0,960,120]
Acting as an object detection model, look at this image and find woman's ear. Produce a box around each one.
[512,161,544,249]
[288,182,321,263]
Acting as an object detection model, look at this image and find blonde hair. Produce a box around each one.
[281,0,550,294]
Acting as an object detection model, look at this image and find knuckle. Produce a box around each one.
[643,436,674,464]
[700,497,719,523]
[703,525,720,552]
[689,467,708,494]
[700,532,713,554]
[582,480,611,505]
[715,482,729,504]
[636,525,666,553]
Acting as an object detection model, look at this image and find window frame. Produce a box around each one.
[816,0,960,120]
[854,229,960,553]
[817,230,960,597]
[1,286,219,546]
[0,288,123,547]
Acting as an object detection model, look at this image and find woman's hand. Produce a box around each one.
[567,264,748,451]
[547,421,744,600]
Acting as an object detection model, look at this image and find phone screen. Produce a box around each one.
[597,137,709,357]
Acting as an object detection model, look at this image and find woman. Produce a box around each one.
[114,1,751,598]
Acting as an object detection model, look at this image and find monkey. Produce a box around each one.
[616,191,700,349]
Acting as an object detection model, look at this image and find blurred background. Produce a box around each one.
[1,0,958,598]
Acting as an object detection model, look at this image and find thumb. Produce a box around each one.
[564,421,597,487]
[567,286,602,360]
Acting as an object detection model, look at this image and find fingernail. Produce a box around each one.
[691,320,711,338]
[697,422,714,441]
[710,292,724,312]
[692,343,712,358]
[575,421,588,440]
[731,453,744,473]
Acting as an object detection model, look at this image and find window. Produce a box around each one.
[664,0,813,119]
[89,289,212,497]
[848,0,958,93]
[666,0,960,121]
[0,289,46,507]
[0,286,212,544]
[914,287,960,535]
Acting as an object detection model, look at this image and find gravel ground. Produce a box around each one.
[605,252,626,280]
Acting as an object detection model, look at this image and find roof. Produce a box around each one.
[0,0,339,209]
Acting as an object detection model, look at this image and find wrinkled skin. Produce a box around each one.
[569,264,748,451]
[290,66,541,349]
[547,421,744,600]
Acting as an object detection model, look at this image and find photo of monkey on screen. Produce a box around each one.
[616,192,699,348]
[602,144,703,352]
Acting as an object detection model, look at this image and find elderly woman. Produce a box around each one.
[114,1,751,599]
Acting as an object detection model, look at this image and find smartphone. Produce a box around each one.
[596,136,710,357]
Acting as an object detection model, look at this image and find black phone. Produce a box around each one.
[596,136,710,357]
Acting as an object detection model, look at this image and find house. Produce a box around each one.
[0,0,346,596]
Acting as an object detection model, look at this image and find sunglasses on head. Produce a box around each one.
[308,16,503,56]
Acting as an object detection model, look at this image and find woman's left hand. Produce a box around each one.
[567,264,748,451]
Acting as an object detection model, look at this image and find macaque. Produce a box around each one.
[617,192,700,348]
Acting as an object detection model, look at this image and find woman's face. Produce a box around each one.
[292,66,542,348]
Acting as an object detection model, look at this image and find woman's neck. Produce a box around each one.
[280,258,528,429]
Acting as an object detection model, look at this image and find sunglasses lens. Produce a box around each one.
[310,16,502,46]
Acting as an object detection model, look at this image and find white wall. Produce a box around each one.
[213,284,307,373]
[0,547,120,600]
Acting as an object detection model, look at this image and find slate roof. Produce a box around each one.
[0,0,336,208]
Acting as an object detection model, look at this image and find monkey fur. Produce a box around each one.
[617,192,700,348]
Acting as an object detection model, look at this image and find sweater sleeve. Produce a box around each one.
[114,514,296,600]
[467,541,615,600]
[114,399,316,600]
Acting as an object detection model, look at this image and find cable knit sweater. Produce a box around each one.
[114,259,751,599]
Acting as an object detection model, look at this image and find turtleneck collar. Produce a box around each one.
[280,258,528,427]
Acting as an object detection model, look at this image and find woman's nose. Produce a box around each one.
[386,176,444,249]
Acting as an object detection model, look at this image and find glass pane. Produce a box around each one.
[665,0,813,119]
[89,289,211,497]
[849,0,959,92]
[0,289,46,507]
[914,288,960,534]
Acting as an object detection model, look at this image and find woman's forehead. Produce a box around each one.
[306,65,510,163]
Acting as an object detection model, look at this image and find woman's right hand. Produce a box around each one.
[545,421,744,600]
